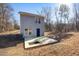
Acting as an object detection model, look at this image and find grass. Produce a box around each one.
[0,30,79,55]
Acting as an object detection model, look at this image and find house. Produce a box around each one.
[19,12,58,48]
[19,12,45,39]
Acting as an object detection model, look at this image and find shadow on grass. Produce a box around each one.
[61,33,73,39]
[0,34,24,48]
[48,33,73,42]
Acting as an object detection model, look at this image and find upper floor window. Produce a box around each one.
[35,17,41,24]
[38,18,41,24]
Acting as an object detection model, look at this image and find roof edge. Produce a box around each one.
[19,11,44,18]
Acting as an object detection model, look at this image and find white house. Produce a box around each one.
[19,12,45,38]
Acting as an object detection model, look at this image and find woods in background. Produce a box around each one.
[0,3,79,34]
[40,4,79,34]
[0,3,19,32]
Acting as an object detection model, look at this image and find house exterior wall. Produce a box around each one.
[20,15,44,38]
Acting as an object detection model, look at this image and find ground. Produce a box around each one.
[0,30,79,56]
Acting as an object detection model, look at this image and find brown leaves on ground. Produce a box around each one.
[0,31,79,56]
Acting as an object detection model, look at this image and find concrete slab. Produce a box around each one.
[24,36,58,48]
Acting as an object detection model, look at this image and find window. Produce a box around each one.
[25,28,32,35]
[35,18,38,23]
[25,28,28,34]
[35,17,41,24]
[29,28,32,35]
[25,29,28,31]
[25,28,28,33]
[38,18,41,24]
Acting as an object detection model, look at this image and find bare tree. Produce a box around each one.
[37,7,52,31]
[13,19,19,29]
[58,4,69,32]
[73,3,79,31]
[0,3,14,32]
[54,7,60,33]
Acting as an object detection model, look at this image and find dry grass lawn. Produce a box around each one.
[0,31,79,56]
[0,30,20,35]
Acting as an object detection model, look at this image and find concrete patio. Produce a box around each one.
[24,36,58,48]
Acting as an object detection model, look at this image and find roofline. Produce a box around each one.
[19,12,44,18]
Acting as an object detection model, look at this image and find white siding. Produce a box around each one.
[20,15,44,38]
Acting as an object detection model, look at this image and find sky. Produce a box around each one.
[11,3,57,25]
[10,3,74,25]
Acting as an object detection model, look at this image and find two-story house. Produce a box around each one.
[19,12,45,38]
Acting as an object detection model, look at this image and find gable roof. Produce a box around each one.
[19,12,44,18]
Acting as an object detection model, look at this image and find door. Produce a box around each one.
[36,28,40,37]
